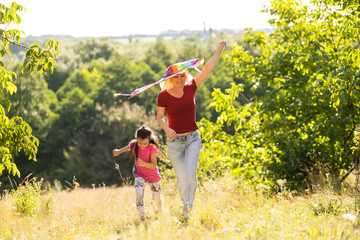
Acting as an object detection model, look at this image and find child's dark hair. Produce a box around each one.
[130,126,166,160]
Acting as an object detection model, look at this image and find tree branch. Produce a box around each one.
[0,36,29,49]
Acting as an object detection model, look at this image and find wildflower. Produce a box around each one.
[256,184,269,190]
[276,179,287,187]
[343,214,357,222]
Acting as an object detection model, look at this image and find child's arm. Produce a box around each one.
[136,153,158,169]
[113,145,131,157]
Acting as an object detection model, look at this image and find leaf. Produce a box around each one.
[11,163,20,177]
[317,74,324,80]
[4,99,10,112]
[0,164,4,175]
[30,43,41,49]
[353,78,358,88]
[275,77,286,83]
[15,13,21,24]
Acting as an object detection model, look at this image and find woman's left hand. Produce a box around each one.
[219,40,227,50]
[194,40,227,87]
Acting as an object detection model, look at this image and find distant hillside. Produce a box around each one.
[20,27,274,45]
[7,28,274,59]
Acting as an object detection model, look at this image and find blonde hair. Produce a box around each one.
[159,71,193,91]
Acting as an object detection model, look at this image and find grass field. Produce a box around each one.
[1,175,359,239]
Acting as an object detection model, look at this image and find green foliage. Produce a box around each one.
[22,40,59,74]
[73,38,115,63]
[145,39,174,69]
[0,226,11,239]
[0,116,39,177]
[200,0,360,190]
[11,177,43,215]
[0,2,59,178]
[97,54,145,107]
[310,198,349,216]
[198,84,274,188]
[8,64,59,136]
[57,67,103,101]
[198,205,221,230]
[66,103,161,185]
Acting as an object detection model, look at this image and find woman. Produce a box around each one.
[156,41,227,219]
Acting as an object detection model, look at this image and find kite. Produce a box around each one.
[114,58,205,99]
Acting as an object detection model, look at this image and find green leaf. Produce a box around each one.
[0,164,4,175]
[30,43,41,49]
[4,99,10,112]
[317,74,324,80]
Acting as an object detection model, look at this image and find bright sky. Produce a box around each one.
[3,0,272,37]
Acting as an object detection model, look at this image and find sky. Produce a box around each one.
[2,0,272,37]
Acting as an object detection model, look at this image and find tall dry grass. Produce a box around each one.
[1,175,359,239]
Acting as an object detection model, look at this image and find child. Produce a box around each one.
[113,126,166,220]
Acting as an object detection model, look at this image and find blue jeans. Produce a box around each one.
[167,130,202,209]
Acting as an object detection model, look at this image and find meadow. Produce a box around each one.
[1,175,360,240]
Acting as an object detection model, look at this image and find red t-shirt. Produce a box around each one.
[157,79,198,134]
[130,143,161,183]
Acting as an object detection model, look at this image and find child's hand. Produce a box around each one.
[113,149,120,157]
[136,158,146,167]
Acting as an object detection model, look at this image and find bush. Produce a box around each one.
[12,178,43,215]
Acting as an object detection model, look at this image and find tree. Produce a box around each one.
[0,2,59,177]
[200,0,360,190]
[8,64,59,136]
[145,39,174,73]
[73,38,116,64]
[96,54,144,107]
[52,102,163,186]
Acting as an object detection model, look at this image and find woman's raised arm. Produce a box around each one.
[194,40,227,87]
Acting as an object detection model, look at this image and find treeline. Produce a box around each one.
[2,33,249,188]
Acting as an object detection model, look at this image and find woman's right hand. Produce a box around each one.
[165,128,177,140]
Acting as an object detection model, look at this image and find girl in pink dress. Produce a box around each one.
[113,126,166,220]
